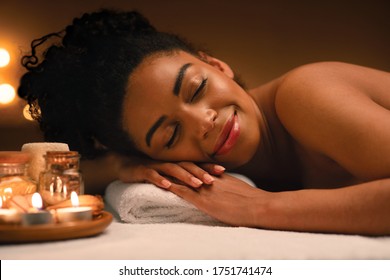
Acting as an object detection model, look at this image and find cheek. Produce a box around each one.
[211,76,234,95]
[211,75,249,103]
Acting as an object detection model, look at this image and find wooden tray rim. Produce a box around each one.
[0,211,113,243]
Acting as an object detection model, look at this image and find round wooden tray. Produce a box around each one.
[0,211,113,243]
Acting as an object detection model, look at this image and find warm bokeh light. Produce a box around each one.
[23,104,34,121]
[0,48,10,67]
[0,83,16,104]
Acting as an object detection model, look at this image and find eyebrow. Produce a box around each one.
[145,63,193,147]
[173,63,192,96]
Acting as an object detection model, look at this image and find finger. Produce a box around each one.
[142,168,172,189]
[168,183,200,205]
[177,162,215,185]
[153,163,204,188]
[168,183,215,219]
[198,163,226,175]
[120,166,172,189]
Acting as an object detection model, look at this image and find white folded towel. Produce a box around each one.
[105,174,255,226]
[105,181,224,225]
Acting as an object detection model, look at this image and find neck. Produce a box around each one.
[232,77,303,191]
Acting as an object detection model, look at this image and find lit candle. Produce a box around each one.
[21,193,53,226]
[56,191,92,223]
[0,197,21,224]
[0,187,12,205]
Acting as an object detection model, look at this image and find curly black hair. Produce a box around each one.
[18,9,198,159]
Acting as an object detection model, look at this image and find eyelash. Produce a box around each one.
[190,77,208,103]
[166,123,180,149]
[165,77,208,149]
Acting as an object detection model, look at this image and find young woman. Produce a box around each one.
[18,10,390,235]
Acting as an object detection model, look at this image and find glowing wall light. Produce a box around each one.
[0,48,10,68]
[0,83,16,104]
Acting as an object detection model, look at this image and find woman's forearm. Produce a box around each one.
[261,178,390,235]
[81,153,120,194]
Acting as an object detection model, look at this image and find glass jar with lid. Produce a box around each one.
[39,151,84,206]
[0,151,37,204]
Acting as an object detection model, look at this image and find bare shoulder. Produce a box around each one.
[273,61,390,179]
[275,61,390,103]
[275,61,390,122]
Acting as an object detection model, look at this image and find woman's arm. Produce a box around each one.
[81,154,121,194]
[168,174,390,235]
[81,152,225,194]
[270,178,390,235]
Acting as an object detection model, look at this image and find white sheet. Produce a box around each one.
[1,215,390,259]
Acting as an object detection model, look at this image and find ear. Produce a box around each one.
[198,51,234,79]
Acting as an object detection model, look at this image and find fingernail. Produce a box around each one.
[214,165,225,172]
[203,173,214,184]
[161,179,172,188]
[191,177,203,187]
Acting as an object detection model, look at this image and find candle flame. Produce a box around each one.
[32,192,43,209]
[71,191,79,207]
[4,187,12,194]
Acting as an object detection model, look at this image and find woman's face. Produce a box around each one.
[122,51,261,168]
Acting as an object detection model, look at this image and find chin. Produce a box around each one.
[218,141,258,169]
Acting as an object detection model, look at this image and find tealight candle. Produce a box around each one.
[56,191,92,223]
[0,197,21,224]
[21,192,53,226]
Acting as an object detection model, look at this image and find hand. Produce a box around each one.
[168,173,271,227]
[114,154,225,189]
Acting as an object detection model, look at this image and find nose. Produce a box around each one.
[181,107,217,139]
[199,109,217,139]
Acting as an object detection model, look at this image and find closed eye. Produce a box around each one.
[165,78,207,149]
[165,123,180,149]
[190,78,208,103]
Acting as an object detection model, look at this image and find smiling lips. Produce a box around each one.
[213,112,240,156]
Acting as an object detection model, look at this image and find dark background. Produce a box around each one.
[1,0,389,151]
